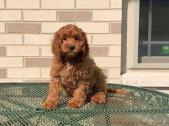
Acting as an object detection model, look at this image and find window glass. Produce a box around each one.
[138,0,169,63]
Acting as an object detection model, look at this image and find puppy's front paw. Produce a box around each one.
[91,92,106,104]
[68,98,85,108]
[42,100,58,110]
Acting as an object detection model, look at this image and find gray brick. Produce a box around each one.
[59,11,92,22]
[6,23,41,33]
[110,23,121,33]
[24,58,52,67]
[90,46,109,57]
[0,47,6,56]
[0,69,7,78]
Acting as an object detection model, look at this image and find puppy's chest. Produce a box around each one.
[59,63,82,88]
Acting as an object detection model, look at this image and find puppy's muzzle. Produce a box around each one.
[69,45,75,51]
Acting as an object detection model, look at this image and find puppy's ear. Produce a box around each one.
[52,32,61,58]
[82,32,89,56]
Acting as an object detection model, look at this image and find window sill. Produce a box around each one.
[121,72,169,87]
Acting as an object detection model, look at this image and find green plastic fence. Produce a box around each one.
[0,83,169,126]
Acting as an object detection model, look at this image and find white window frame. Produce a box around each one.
[127,0,169,69]
[122,0,169,87]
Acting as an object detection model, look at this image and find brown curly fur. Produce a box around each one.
[43,24,126,109]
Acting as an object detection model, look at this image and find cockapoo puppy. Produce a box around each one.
[43,24,125,109]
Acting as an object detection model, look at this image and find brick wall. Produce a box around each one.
[0,0,122,83]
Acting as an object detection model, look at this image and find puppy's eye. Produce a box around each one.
[63,36,67,40]
[75,36,81,41]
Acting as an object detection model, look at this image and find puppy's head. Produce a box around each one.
[52,24,89,62]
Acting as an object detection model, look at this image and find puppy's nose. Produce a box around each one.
[69,45,75,50]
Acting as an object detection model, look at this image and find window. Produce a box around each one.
[127,0,169,68]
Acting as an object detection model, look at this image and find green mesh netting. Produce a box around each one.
[0,83,169,126]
